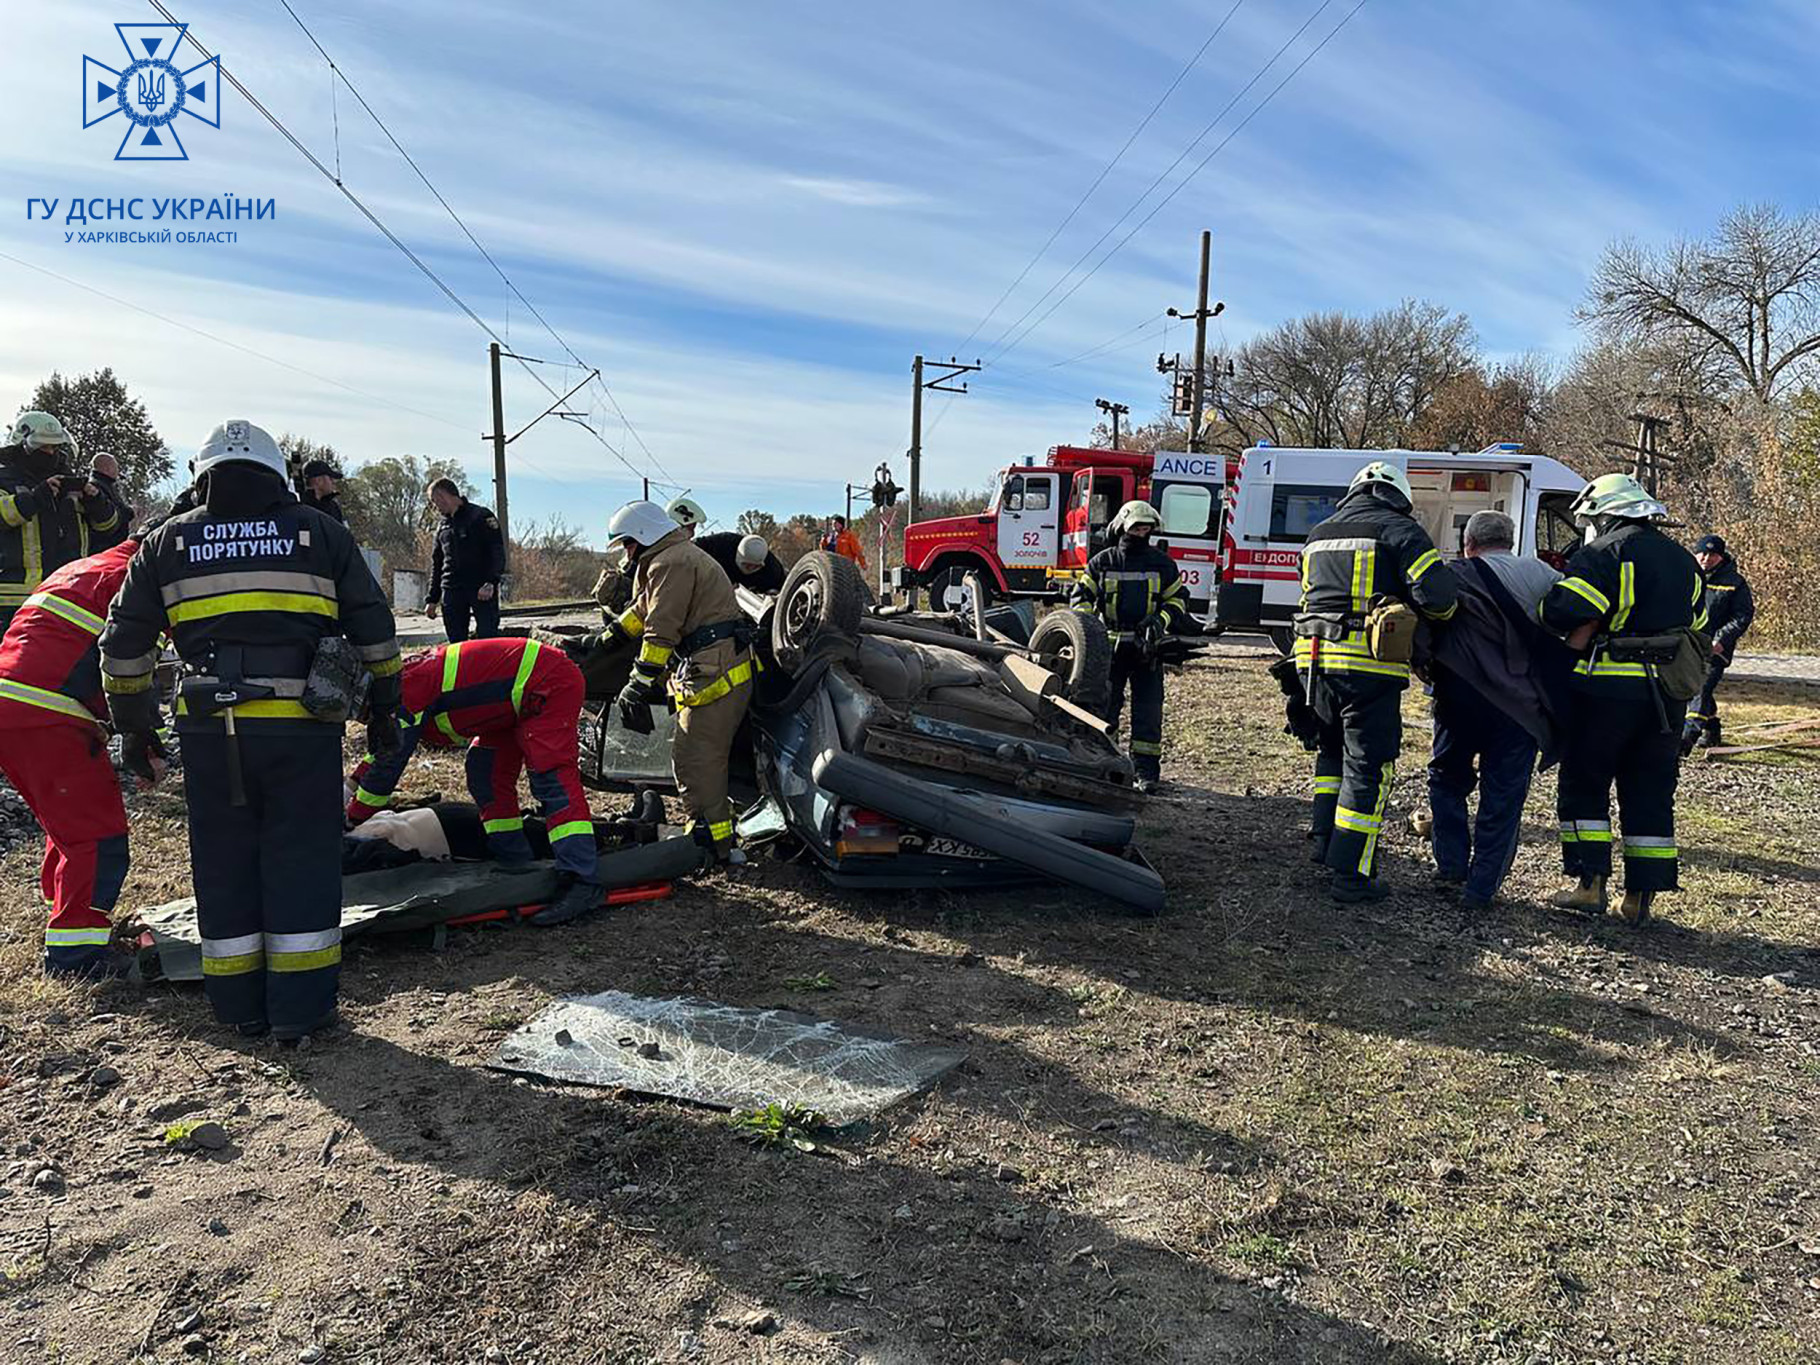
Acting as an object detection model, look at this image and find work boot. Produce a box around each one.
[1619,889,1655,927]
[1679,725,1702,759]
[1697,727,1721,750]
[1330,872,1389,904]
[529,876,604,928]
[272,1008,340,1045]
[1308,834,1330,867]
[1550,876,1607,913]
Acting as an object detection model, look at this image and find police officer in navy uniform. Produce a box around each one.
[1681,533,1754,753]
[425,477,505,642]
[101,420,401,1041]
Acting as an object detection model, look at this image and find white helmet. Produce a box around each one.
[734,534,769,573]
[1348,460,1413,505]
[1108,499,1163,536]
[1570,472,1669,526]
[665,496,707,529]
[195,420,286,480]
[608,499,680,550]
[8,411,75,454]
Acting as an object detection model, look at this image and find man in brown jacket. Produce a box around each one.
[571,501,756,864]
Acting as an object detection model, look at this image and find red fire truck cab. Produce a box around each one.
[897,445,1230,616]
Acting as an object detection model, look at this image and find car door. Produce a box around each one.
[996,472,1060,571]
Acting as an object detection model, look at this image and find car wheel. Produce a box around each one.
[1029,609,1112,714]
[773,551,865,672]
[928,563,993,614]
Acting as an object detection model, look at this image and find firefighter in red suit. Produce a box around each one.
[0,536,157,977]
[345,637,601,924]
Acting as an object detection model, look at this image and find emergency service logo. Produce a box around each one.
[82,22,222,162]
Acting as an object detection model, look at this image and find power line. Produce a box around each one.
[144,0,655,494]
[0,247,472,435]
[272,0,677,490]
[953,0,1248,355]
[996,0,1372,364]
[985,0,1359,366]
[1041,310,1171,370]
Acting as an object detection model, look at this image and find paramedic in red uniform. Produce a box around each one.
[0,536,152,976]
[345,637,601,925]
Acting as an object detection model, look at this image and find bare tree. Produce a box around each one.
[1581,203,1820,405]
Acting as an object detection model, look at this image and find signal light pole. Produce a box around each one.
[908,354,981,529]
[1095,398,1130,450]
[1166,230,1223,453]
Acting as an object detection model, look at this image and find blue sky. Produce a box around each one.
[3,0,1817,546]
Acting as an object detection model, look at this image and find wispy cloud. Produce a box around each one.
[782,176,930,209]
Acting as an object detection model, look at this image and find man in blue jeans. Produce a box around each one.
[1426,511,1566,912]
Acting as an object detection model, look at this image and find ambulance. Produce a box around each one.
[1214,442,1587,651]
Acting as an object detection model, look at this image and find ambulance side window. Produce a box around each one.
[1270,485,1342,542]
[1157,482,1215,538]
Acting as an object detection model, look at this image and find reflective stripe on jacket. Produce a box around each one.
[1070,535,1186,644]
[615,529,752,704]
[0,538,139,723]
[1539,522,1702,696]
[0,451,123,610]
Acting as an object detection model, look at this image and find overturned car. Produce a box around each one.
[569,552,1163,913]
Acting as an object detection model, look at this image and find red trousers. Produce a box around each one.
[0,713,130,974]
[462,662,596,882]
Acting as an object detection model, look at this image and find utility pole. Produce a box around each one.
[1167,230,1223,453]
[1095,398,1130,450]
[488,341,510,567]
[642,477,650,500]
[908,354,981,529]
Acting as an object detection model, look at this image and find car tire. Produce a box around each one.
[773,550,866,672]
[1029,610,1112,714]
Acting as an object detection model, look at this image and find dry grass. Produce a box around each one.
[0,652,1816,1363]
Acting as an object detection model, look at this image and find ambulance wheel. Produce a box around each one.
[928,562,994,614]
[1029,610,1111,715]
[773,551,865,672]
[1267,626,1295,656]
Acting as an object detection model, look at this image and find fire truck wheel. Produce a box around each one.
[1029,610,1111,715]
[927,562,993,614]
[773,550,866,672]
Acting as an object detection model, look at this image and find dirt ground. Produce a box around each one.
[2,649,1818,1365]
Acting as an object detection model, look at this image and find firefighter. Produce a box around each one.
[345,637,601,926]
[1540,473,1703,926]
[88,452,135,547]
[568,501,756,865]
[425,477,505,642]
[1070,500,1186,794]
[1,412,123,632]
[1681,533,1754,753]
[102,420,402,1041]
[1294,462,1458,903]
[0,535,149,977]
[665,496,707,539]
[696,530,786,593]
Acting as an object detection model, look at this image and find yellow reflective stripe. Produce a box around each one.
[354,785,390,808]
[1349,546,1373,613]
[442,643,463,690]
[1558,577,1611,613]
[1425,600,1458,621]
[1406,548,1441,582]
[355,636,400,661]
[0,678,101,722]
[1312,777,1342,794]
[509,640,543,711]
[1611,562,1636,631]
[90,505,119,532]
[367,654,402,677]
[167,591,338,625]
[1574,657,1649,678]
[267,946,342,973]
[638,640,674,668]
[202,953,264,976]
[45,927,113,947]
[1360,760,1395,874]
[0,585,31,605]
[1130,739,1163,755]
[1624,842,1677,858]
[548,819,593,842]
[1333,808,1381,833]
[161,571,338,605]
[674,656,759,708]
[103,672,154,694]
[483,817,525,834]
[708,820,735,842]
[23,590,105,634]
[22,519,41,594]
[0,493,22,528]
[617,608,645,638]
[174,696,316,720]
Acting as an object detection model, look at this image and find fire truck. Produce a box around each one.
[896,445,1231,616]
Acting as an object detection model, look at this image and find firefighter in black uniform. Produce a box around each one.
[1071,500,1187,794]
[1539,473,1704,926]
[101,421,401,1041]
[695,531,786,593]
[1,411,124,630]
[1681,533,1754,753]
[1294,462,1458,903]
[425,477,505,642]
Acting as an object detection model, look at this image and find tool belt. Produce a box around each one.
[1291,609,1358,642]
[179,646,278,808]
[1605,627,1711,702]
[677,618,755,658]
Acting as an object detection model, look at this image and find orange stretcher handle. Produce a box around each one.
[443,880,672,927]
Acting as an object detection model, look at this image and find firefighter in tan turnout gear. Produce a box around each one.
[570,501,756,864]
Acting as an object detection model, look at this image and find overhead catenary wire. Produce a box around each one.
[986,0,1366,367]
[272,0,677,490]
[143,0,658,496]
[953,0,1248,356]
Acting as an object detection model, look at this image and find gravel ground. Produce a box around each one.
[0,656,1816,1365]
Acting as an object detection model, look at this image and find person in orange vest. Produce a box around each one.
[823,515,867,572]
[0,534,160,977]
[345,637,601,925]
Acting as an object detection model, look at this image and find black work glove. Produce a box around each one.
[561,631,602,664]
[27,475,65,509]
[615,676,659,734]
[1139,614,1167,649]
[107,687,159,738]
[367,707,401,755]
[122,728,168,783]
